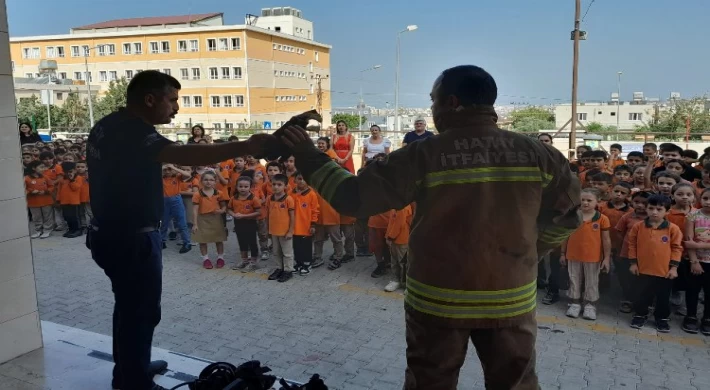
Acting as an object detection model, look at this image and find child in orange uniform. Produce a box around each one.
[589,172,613,201]
[314,192,345,270]
[24,161,54,239]
[614,191,651,312]
[192,171,229,269]
[369,209,394,278]
[628,194,682,332]
[40,151,65,231]
[246,155,267,179]
[266,174,295,283]
[76,161,91,231]
[229,176,262,272]
[291,172,320,275]
[560,188,611,320]
[384,205,413,292]
[228,157,246,196]
[180,166,200,231]
[57,162,84,238]
[317,137,338,161]
[284,156,298,189]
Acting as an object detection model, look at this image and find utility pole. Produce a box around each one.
[315,75,324,134]
[569,0,582,160]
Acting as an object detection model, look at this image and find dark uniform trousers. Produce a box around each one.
[88,228,163,390]
[404,311,539,390]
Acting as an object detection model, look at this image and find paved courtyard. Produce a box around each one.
[31,234,710,390]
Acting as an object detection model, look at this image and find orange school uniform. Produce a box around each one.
[627,219,683,277]
[316,193,340,225]
[616,212,645,259]
[251,187,268,220]
[386,205,413,245]
[369,210,394,229]
[565,211,610,262]
[247,163,267,180]
[192,189,229,214]
[610,158,626,168]
[598,202,631,249]
[180,176,200,193]
[666,208,694,240]
[228,194,261,217]
[219,160,234,179]
[163,176,182,197]
[325,149,338,161]
[267,194,295,236]
[291,188,320,236]
[57,176,84,206]
[578,168,613,187]
[228,169,244,196]
[24,175,54,207]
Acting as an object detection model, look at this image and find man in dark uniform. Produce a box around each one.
[87,70,275,390]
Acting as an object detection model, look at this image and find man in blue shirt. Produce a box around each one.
[401,117,435,147]
[87,70,275,390]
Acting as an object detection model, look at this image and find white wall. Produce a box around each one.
[0,0,43,364]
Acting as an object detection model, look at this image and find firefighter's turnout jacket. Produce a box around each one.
[293,106,582,328]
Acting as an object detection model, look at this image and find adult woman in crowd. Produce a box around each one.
[187,125,206,144]
[331,120,355,173]
[19,122,42,145]
[361,125,391,168]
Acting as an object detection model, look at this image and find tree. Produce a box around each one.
[332,113,366,129]
[585,122,617,134]
[635,97,710,137]
[509,107,555,133]
[57,92,90,129]
[93,78,128,120]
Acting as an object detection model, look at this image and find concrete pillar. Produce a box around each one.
[0,0,43,364]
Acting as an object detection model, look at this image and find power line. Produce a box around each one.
[581,0,597,22]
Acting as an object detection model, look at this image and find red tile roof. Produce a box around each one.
[73,13,223,30]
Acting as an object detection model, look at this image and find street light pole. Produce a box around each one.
[394,25,417,134]
[616,71,622,131]
[358,65,382,131]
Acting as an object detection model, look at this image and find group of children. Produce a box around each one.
[22,138,91,239]
[538,135,710,335]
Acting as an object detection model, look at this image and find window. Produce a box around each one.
[180,68,189,80]
[150,41,159,54]
[82,45,90,56]
[54,46,64,57]
[98,45,107,56]
[99,71,108,82]
[25,73,32,78]
[162,69,171,76]
[310,84,314,94]
[309,62,313,72]
[133,42,142,54]
[218,38,229,51]
[207,39,217,51]
[578,113,587,121]
[231,37,240,50]
[123,43,132,54]
[58,72,66,79]
[125,70,134,79]
[211,96,221,107]
[234,95,244,107]
[56,92,63,100]
[315,51,319,62]
[108,44,116,55]
[223,95,232,107]
[213,123,222,130]
[74,72,82,80]
[46,47,56,58]
[275,96,280,102]
[109,71,117,81]
[34,73,40,78]
[220,67,230,79]
[225,123,234,130]
[23,47,40,59]
[209,67,218,80]
[629,113,643,121]
[279,71,284,77]
[273,43,277,50]
[610,112,616,117]
[232,67,242,79]
[178,40,187,52]
[274,70,279,77]
[161,41,170,53]
[71,45,80,57]
[189,39,199,52]
[181,96,191,108]
[193,96,203,108]
[275,26,281,32]
[192,68,201,80]
[278,44,282,50]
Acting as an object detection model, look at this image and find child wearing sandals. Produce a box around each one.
[192,171,229,269]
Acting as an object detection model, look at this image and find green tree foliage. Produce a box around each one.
[509,107,555,133]
[332,113,366,129]
[93,78,128,120]
[585,122,617,133]
[635,97,710,138]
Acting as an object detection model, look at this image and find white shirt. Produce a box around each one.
[363,136,391,159]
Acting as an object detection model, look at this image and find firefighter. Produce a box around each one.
[274,65,582,390]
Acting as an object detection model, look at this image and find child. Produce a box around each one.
[608,143,626,169]
[560,188,611,320]
[76,161,91,231]
[24,161,54,239]
[683,188,710,335]
[291,172,319,275]
[369,209,395,278]
[229,176,262,272]
[192,171,229,269]
[262,161,286,197]
[682,149,699,167]
[180,166,200,232]
[313,192,345,269]
[228,157,246,196]
[384,204,413,292]
[57,162,84,238]
[632,165,648,191]
[573,145,592,172]
[626,151,645,168]
[693,163,710,208]
[643,143,660,166]
[284,156,298,189]
[579,151,610,185]
[613,165,633,184]
[22,152,34,168]
[589,172,613,200]
[654,171,682,197]
[245,155,267,179]
[599,182,632,249]
[614,191,651,312]
[161,164,193,253]
[266,174,295,282]
[317,137,339,161]
[247,170,270,261]
[628,195,682,332]
[40,151,66,231]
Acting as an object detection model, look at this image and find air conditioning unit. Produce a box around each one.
[633,92,644,101]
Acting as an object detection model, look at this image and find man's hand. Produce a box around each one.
[246,133,280,159]
[281,126,316,151]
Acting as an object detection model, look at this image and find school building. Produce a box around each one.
[8,8,332,130]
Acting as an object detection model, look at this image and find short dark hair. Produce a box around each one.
[581,151,594,159]
[591,150,608,160]
[577,145,592,153]
[590,172,613,184]
[61,161,76,172]
[584,169,601,181]
[266,161,284,172]
[632,191,652,200]
[317,137,331,149]
[438,65,497,106]
[664,158,687,170]
[228,135,239,142]
[236,175,253,185]
[661,144,683,155]
[655,171,681,184]
[538,133,553,141]
[126,70,181,106]
[239,169,255,179]
[627,151,644,160]
[682,149,699,159]
[55,148,66,155]
[703,162,710,172]
[39,151,55,160]
[568,163,580,174]
[672,182,694,196]
[647,194,672,210]
[643,143,658,151]
[614,182,633,191]
[294,170,303,178]
[610,143,622,151]
[24,160,42,176]
[614,164,633,176]
[272,173,288,185]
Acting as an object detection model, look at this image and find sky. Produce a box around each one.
[7,0,710,108]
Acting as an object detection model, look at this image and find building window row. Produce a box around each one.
[180,66,242,81]
[275,95,307,102]
[209,95,245,108]
[206,38,241,52]
[274,70,306,79]
[272,43,306,55]
[181,95,203,108]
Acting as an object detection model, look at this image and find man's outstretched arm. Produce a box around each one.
[282,126,419,217]
[157,134,278,166]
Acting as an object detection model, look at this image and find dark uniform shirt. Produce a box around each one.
[87,109,173,229]
[403,130,435,145]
